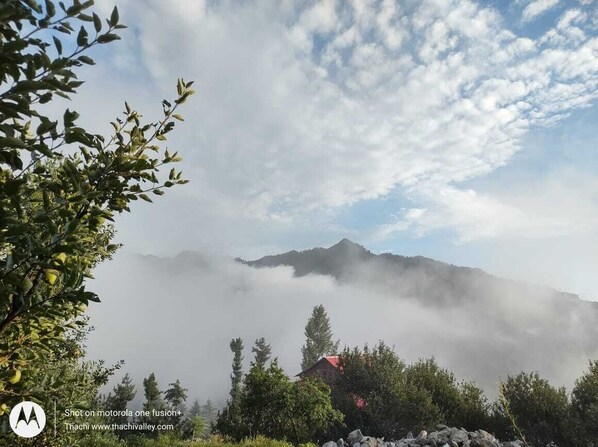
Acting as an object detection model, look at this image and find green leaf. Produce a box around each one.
[78,55,95,65]
[93,12,102,33]
[0,136,27,148]
[97,33,120,44]
[76,26,88,47]
[45,0,56,17]
[139,194,152,203]
[53,36,62,55]
[110,6,119,26]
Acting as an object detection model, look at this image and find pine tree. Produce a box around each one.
[189,399,202,418]
[105,373,136,425]
[252,337,272,368]
[142,372,166,431]
[165,379,188,427]
[300,305,340,370]
[201,399,217,424]
[165,379,188,411]
[143,373,162,405]
[229,337,244,406]
[215,338,245,438]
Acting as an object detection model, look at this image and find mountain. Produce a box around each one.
[236,239,598,391]
[239,238,585,308]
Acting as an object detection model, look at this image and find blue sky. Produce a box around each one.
[74,0,598,299]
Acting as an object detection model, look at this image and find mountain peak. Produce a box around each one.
[328,238,366,251]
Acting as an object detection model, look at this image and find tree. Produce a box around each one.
[165,379,188,427]
[180,399,206,440]
[571,360,598,446]
[231,360,342,443]
[301,305,340,370]
[334,343,441,439]
[165,379,188,411]
[229,337,244,406]
[215,338,245,438]
[142,372,167,434]
[143,373,163,406]
[495,371,571,446]
[188,399,202,418]
[252,337,272,368]
[0,0,193,403]
[404,358,490,430]
[0,324,123,446]
[105,373,136,425]
[201,399,217,424]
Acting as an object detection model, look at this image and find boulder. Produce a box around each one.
[449,428,468,444]
[323,442,337,447]
[470,440,497,447]
[348,429,365,446]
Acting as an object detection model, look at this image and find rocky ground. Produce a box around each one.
[321,427,545,447]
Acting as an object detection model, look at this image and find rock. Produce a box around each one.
[416,431,427,441]
[427,432,440,444]
[337,439,345,447]
[478,430,495,441]
[348,430,365,446]
[323,442,337,447]
[361,436,381,447]
[450,428,468,444]
[470,440,497,447]
[406,432,414,440]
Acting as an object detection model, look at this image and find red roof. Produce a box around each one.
[324,355,339,368]
[297,355,340,376]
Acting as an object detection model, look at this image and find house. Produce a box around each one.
[296,355,340,383]
[297,355,367,409]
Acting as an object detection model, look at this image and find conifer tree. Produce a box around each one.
[301,305,340,370]
[201,399,218,424]
[189,399,202,418]
[142,372,166,432]
[105,373,136,424]
[229,337,244,406]
[252,337,272,368]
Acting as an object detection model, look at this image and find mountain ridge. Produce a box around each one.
[238,238,585,306]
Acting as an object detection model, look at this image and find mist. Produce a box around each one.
[87,248,598,408]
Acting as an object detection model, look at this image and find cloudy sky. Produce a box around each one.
[73,0,598,300]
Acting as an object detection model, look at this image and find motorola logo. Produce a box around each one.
[9,401,46,438]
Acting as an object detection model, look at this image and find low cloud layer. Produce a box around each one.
[87,250,598,407]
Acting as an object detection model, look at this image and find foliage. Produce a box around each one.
[0,0,193,403]
[251,337,272,369]
[494,371,571,446]
[334,343,440,439]
[140,372,167,436]
[104,373,136,424]
[404,358,490,430]
[165,380,187,411]
[229,338,244,406]
[216,360,342,444]
[0,324,122,446]
[571,360,598,446]
[300,305,339,370]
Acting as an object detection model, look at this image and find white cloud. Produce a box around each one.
[82,0,598,250]
[522,0,560,22]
